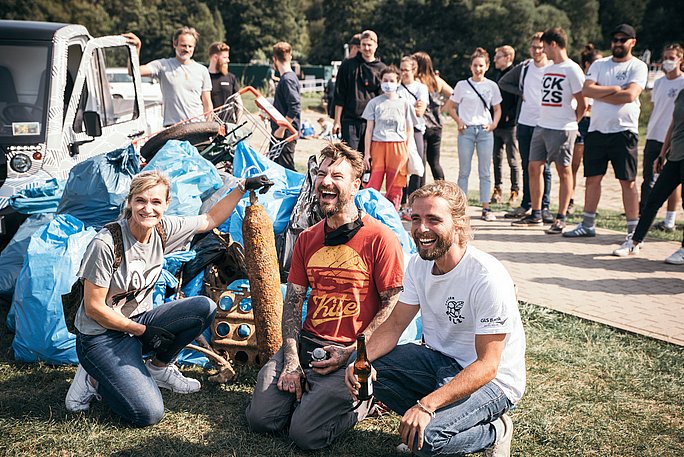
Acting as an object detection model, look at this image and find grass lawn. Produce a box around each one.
[0,300,681,456]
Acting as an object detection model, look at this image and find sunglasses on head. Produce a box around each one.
[612,37,632,44]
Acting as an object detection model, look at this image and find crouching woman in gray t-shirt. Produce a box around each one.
[65,170,272,426]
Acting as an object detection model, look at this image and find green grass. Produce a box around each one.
[0,301,681,456]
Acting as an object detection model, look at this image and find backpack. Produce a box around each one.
[61,222,167,334]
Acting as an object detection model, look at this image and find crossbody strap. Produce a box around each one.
[466,78,490,111]
[401,82,419,100]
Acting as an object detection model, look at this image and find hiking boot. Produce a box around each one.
[562,223,596,238]
[545,219,566,234]
[507,190,519,206]
[65,364,100,412]
[511,214,542,227]
[612,235,641,257]
[482,209,497,222]
[491,187,503,204]
[484,413,513,457]
[665,247,684,265]
[541,208,554,224]
[653,221,675,233]
[504,206,529,219]
[146,360,201,394]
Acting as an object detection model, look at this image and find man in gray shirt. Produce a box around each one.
[124,27,212,126]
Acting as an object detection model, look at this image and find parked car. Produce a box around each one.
[106,67,162,102]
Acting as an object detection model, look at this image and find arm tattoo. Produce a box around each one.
[362,286,402,338]
[281,283,307,368]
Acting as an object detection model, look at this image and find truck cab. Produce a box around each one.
[0,20,148,247]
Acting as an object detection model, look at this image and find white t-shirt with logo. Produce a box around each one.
[400,246,527,403]
[586,56,648,134]
[450,78,503,126]
[517,60,553,127]
[538,59,585,131]
[647,74,684,142]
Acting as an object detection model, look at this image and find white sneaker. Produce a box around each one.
[146,360,201,393]
[65,364,100,412]
[484,413,513,457]
[612,236,641,257]
[665,247,684,265]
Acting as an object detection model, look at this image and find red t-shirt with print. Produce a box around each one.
[288,214,404,344]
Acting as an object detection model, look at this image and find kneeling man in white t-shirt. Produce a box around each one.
[345,181,526,457]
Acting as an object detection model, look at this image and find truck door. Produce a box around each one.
[63,36,146,159]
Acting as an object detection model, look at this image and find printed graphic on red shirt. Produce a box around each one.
[541,73,566,107]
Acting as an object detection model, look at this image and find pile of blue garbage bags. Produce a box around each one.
[0,139,419,367]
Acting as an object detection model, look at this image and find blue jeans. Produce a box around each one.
[374,343,512,456]
[518,124,551,210]
[76,296,217,427]
[457,126,494,203]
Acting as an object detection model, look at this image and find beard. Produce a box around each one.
[218,62,228,76]
[413,229,454,261]
[612,46,627,59]
[317,185,350,218]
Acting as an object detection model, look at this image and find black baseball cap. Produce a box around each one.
[611,24,636,39]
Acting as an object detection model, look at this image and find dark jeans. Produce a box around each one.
[341,119,367,153]
[640,139,663,213]
[518,124,551,210]
[633,158,684,247]
[493,126,521,191]
[424,127,445,181]
[76,296,217,427]
[407,130,426,196]
[374,343,512,456]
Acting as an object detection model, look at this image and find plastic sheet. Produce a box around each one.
[57,144,139,228]
[145,140,223,217]
[10,214,96,364]
[10,178,65,214]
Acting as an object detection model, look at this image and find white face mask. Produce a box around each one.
[381,82,398,93]
[662,59,678,73]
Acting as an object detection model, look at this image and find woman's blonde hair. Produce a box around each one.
[121,170,171,219]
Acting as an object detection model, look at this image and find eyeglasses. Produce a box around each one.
[530,45,544,51]
[612,37,632,44]
[495,55,506,60]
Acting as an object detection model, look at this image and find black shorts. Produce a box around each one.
[583,130,638,181]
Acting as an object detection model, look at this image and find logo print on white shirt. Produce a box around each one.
[541,73,565,107]
[445,297,465,324]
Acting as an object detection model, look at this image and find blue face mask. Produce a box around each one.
[381,82,398,93]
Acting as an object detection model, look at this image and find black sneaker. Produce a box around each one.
[541,208,554,224]
[545,219,566,234]
[512,214,543,226]
[652,221,675,233]
[504,206,529,219]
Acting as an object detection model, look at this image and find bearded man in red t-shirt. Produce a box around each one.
[246,142,404,450]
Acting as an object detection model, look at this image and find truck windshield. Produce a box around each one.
[0,42,49,141]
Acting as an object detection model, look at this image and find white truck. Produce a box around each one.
[0,20,150,248]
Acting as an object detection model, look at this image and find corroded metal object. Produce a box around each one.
[242,190,283,365]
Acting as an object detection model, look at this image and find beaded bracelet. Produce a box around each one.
[416,400,435,418]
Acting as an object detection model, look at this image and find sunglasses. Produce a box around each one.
[612,37,632,44]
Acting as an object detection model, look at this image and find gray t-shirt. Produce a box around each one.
[147,58,212,126]
[362,94,418,142]
[74,215,203,335]
[669,90,684,162]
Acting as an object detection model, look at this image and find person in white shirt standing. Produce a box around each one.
[640,44,684,232]
[345,181,525,457]
[445,48,502,222]
[512,27,586,234]
[564,24,648,247]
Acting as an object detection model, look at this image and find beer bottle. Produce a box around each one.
[354,334,373,401]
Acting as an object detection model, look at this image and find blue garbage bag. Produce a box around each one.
[10,178,65,214]
[355,188,417,256]
[175,271,209,367]
[10,214,96,364]
[145,140,222,217]
[57,144,140,229]
[152,250,197,307]
[0,213,54,301]
[219,142,304,245]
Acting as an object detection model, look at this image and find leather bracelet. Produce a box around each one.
[416,400,435,418]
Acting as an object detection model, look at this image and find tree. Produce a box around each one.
[638,0,684,60]
[540,0,601,53]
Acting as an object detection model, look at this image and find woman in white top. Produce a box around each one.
[446,47,502,221]
[397,55,430,212]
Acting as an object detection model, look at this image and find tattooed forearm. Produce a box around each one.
[362,286,402,338]
[281,283,307,366]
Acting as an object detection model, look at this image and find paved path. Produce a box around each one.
[468,207,684,346]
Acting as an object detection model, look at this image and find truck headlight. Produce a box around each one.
[10,153,32,173]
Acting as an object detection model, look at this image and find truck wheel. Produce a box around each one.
[140,121,221,161]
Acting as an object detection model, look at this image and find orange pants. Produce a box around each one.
[366,141,408,209]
